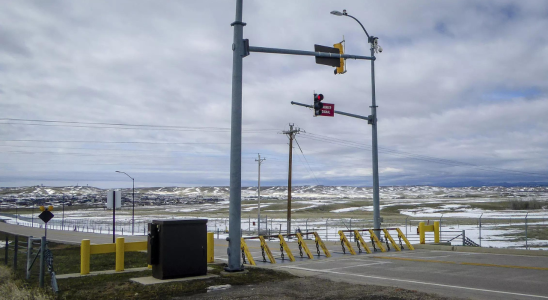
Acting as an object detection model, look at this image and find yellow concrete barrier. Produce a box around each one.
[80,239,90,275]
[207,232,214,263]
[419,221,440,244]
[116,237,124,272]
[80,239,147,275]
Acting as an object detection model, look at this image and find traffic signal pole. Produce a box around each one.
[228,0,376,271]
[249,46,373,61]
[291,101,371,121]
[370,45,381,233]
[227,0,245,272]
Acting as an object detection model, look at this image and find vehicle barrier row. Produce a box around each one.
[240,231,330,266]
[338,228,414,255]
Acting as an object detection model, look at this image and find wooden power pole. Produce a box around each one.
[283,123,300,235]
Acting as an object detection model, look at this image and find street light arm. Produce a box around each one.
[115,171,134,180]
[345,14,370,41]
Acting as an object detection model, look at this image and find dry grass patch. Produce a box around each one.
[0,265,52,300]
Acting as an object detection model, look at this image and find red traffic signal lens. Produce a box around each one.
[316,94,324,101]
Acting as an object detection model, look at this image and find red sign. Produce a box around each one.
[320,103,334,117]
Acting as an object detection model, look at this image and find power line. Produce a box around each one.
[294,136,320,185]
[0,118,278,132]
[0,139,284,145]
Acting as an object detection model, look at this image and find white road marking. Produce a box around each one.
[281,265,548,299]
[325,261,390,271]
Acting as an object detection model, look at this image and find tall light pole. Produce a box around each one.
[255,154,266,235]
[331,9,383,234]
[115,171,135,235]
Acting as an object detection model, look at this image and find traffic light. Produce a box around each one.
[314,39,346,75]
[314,93,324,116]
[333,42,345,75]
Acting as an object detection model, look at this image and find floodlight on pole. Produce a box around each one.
[115,170,135,235]
[331,9,382,236]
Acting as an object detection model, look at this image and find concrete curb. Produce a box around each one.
[413,243,548,256]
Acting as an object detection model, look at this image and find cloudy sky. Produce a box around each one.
[1,0,547,188]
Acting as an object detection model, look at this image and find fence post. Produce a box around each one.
[462,230,465,246]
[405,216,409,237]
[525,213,529,250]
[115,237,124,272]
[349,218,353,242]
[439,214,444,242]
[479,213,483,247]
[81,239,90,275]
[26,236,33,280]
[4,235,8,265]
[39,236,45,288]
[13,235,18,270]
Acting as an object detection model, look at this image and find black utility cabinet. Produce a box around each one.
[147,219,208,279]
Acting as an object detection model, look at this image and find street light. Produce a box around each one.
[331,9,383,235]
[115,171,135,235]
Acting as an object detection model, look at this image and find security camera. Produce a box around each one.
[378,46,383,53]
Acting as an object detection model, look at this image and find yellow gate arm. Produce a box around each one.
[240,238,256,266]
[338,230,356,255]
[354,230,372,254]
[259,236,276,264]
[313,232,331,258]
[382,229,401,251]
[395,228,414,250]
[278,235,295,262]
[296,233,314,259]
[368,229,386,252]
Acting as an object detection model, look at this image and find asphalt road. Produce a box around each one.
[3,222,547,299]
[214,238,548,300]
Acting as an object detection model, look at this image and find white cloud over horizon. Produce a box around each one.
[1,0,547,188]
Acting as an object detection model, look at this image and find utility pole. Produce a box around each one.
[283,124,300,235]
[255,154,266,235]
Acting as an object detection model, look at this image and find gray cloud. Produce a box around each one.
[0,0,547,188]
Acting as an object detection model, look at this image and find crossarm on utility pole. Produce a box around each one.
[291,101,372,121]
[249,46,375,61]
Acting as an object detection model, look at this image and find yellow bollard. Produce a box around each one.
[81,239,90,275]
[434,221,440,243]
[207,232,214,263]
[419,222,425,244]
[115,237,124,272]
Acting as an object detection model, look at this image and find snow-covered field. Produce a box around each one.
[1,185,547,250]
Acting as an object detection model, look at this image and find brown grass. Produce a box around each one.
[0,265,52,300]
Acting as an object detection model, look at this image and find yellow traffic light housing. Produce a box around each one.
[333,39,346,75]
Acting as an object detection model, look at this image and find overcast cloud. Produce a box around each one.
[1,0,547,188]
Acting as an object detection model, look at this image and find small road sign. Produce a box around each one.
[320,103,335,117]
[39,210,54,224]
